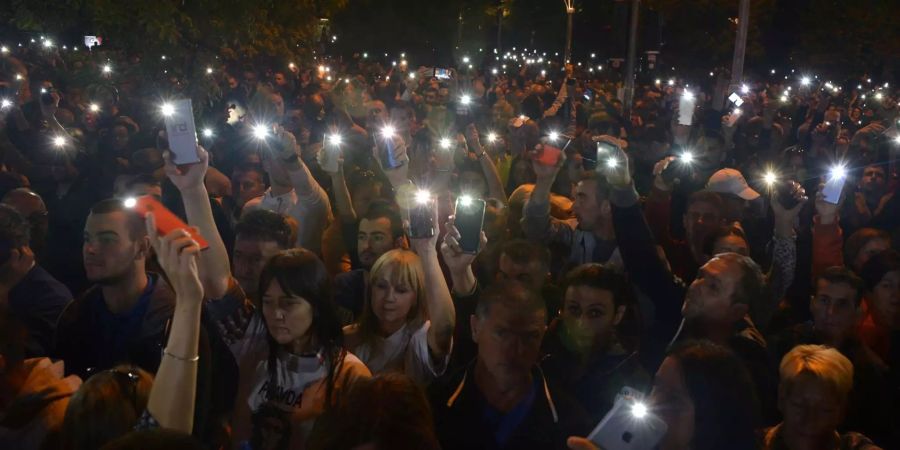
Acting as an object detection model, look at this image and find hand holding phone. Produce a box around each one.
[454,196,486,254]
[587,387,667,450]
[130,196,209,250]
[408,191,436,239]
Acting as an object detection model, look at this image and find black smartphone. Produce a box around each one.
[776,179,806,209]
[454,196,486,254]
[408,197,436,239]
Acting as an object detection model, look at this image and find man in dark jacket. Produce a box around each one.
[53,198,170,377]
[599,137,776,422]
[429,280,589,450]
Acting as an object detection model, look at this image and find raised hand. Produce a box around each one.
[145,212,203,304]
[595,135,630,188]
[164,145,209,192]
[440,220,487,275]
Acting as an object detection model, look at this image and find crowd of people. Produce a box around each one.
[0,38,898,450]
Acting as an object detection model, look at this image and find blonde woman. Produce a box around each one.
[343,237,455,384]
[763,345,883,450]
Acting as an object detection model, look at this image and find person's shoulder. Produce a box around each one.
[20,265,73,301]
[241,195,265,212]
[338,351,372,378]
[342,324,362,348]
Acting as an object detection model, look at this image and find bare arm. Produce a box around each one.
[164,146,230,299]
[410,206,455,359]
[321,150,357,221]
[145,216,203,434]
[465,125,506,203]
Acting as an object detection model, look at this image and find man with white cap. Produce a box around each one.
[705,168,761,223]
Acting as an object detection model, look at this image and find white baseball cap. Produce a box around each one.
[706,168,760,201]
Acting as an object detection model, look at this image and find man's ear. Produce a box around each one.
[470,314,480,343]
[613,305,627,326]
[137,235,151,260]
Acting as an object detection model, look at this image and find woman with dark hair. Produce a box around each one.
[230,249,371,449]
[651,340,760,450]
[858,249,900,361]
[306,373,440,450]
[541,263,650,422]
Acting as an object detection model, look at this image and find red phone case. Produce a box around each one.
[537,145,562,166]
[132,196,209,250]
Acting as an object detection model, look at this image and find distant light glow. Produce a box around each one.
[89,103,100,112]
[52,136,66,147]
[487,132,498,143]
[123,197,137,208]
[764,171,777,185]
[631,402,648,419]
[327,134,342,146]
[381,125,395,138]
[160,103,175,116]
[253,124,270,140]
[440,137,452,149]
[202,128,214,138]
[415,190,431,204]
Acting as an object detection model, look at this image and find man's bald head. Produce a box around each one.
[1,188,46,219]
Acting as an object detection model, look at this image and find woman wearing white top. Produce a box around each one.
[230,249,372,450]
[343,232,456,384]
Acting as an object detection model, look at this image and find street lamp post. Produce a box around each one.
[623,0,640,118]
[563,0,575,64]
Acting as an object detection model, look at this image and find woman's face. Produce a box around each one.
[371,266,418,330]
[779,374,844,439]
[869,270,900,329]
[261,282,314,347]
[649,357,695,450]
[712,234,749,257]
[561,286,623,353]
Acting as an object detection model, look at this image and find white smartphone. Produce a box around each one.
[587,388,667,450]
[163,99,200,164]
[822,175,846,205]
[677,94,696,126]
[319,144,340,173]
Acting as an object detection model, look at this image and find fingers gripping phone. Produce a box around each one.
[587,387,667,450]
[163,99,201,165]
[130,196,209,250]
[454,196,486,254]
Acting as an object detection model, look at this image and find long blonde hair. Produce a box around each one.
[358,249,428,348]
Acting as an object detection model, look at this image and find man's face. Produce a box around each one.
[683,201,722,251]
[232,236,283,297]
[357,217,397,270]
[233,170,266,207]
[366,101,388,128]
[859,166,886,195]
[472,302,546,386]
[572,179,605,232]
[497,253,546,291]
[83,212,145,284]
[683,256,744,322]
[811,279,861,343]
[274,73,287,86]
[852,238,890,273]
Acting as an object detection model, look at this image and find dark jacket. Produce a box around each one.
[610,184,777,422]
[8,264,72,358]
[541,321,651,422]
[429,362,591,450]
[53,272,175,378]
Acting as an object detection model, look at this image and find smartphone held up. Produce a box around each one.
[162,98,201,165]
[408,190,436,239]
[587,387,667,450]
[454,195,486,254]
[127,195,209,250]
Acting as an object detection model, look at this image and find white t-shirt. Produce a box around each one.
[230,315,370,450]
[348,320,449,385]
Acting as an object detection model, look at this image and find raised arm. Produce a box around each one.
[164,145,230,299]
[145,215,203,434]
[409,206,455,360]
[521,141,576,245]
[464,125,506,203]
[320,146,357,221]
